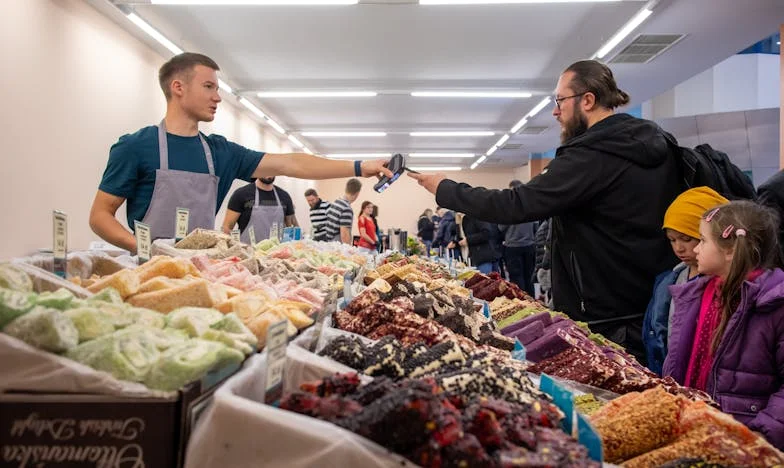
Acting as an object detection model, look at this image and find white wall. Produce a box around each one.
[0,0,291,259]
[313,167,531,237]
[648,54,781,120]
[657,108,780,186]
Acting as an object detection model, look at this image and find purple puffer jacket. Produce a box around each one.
[663,268,784,449]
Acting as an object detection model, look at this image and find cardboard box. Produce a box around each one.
[0,362,240,468]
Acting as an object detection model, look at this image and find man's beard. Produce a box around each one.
[260,177,275,184]
[560,108,589,144]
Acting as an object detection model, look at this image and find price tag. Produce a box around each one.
[248,226,257,246]
[577,413,604,462]
[540,374,575,434]
[264,319,288,405]
[343,268,357,303]
[308,290,338,353]
[175,208,190,241]
[269,222,279,241]
[230,229,241,243]
[134,221,152,264]
[52,211,68,278]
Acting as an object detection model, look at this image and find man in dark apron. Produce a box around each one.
[89,52,391,253]
[222,177,297,244]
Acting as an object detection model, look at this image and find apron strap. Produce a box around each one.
[158,119,215,175]
[255,184,283,208]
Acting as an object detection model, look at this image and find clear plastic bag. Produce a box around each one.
[13,251,134,280]
[8,261,92,297]
[184,349,406,468]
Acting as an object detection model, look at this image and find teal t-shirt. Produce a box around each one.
[98,125,264,229]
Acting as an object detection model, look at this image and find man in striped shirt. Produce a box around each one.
[325,178,362,244]
[305,188,331,242]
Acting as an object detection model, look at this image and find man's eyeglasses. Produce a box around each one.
[554,93,586,110]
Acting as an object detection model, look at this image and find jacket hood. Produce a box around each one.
[441,211,455,221]
[751,268,784,313]
[559,113,677,168]
[671,268,784,314]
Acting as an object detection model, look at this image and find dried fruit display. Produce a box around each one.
[335,284,513,352]
[281,373,599,468]
[464,272,529,302]
[320,335,541,405]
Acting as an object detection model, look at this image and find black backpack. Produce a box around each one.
[676,143,757,200]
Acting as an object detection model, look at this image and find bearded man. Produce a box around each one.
[410,60,682,361]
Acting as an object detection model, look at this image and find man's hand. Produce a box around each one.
[408,172,446,195]
[447,241,456,249]
[361,159,394,179]
[458,239,467,247]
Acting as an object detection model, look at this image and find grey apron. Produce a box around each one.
[141,120,219,239]
[241,185,285,244]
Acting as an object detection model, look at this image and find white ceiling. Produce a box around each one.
[104,0,784,168]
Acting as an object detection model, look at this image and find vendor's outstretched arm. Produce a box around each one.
[254,153,393,180]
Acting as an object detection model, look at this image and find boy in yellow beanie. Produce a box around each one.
[643,186,728,374]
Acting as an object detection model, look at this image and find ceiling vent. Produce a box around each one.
[609,34,686,64]
[518,126,548,135]
[501,143,523,150]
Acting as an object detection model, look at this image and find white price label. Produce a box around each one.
[52,211,68,260]
[134,221,152,263]
[264,319,288,403]
[248,226,257,246]
[230,229,241,243]
[176,208,190,240]
[269,222,279,241]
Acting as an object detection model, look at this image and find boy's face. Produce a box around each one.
[665,228,699,267]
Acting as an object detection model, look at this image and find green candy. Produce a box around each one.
[3,306,78,353]
[67,327,162,382]
[144,339,244,391]
[0,288,36,328]
[86,287,124,305]
[64,307,115,342]
[35,288,75,311]
[0,264,33,293]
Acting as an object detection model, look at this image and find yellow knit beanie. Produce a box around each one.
[663,187,729,239]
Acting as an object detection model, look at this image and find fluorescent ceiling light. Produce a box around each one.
[288,135,305,149]
[265,117,286,135]
[410,131,495,137]
[408,153,475,158]
[239,97,268,120]
[470,155,488,170]
[411,91,532,98]
[408,166,463,172]
[326,153,392,159]
[218,79,234,94]
[510,97,550,134]
[510,117,529,134]
[126,13,183,55]
[595,7,653,59]
[151,0,358,4]
[303,147,314,155]
[527,97,552,117]
[301,132,386,137]
[258,91,376,98]
[420,0,620,4]
[495,134,511,147]
[486,146,498,157]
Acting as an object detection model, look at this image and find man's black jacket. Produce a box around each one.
[436,114,682,355]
